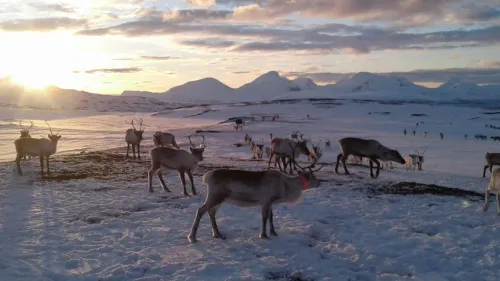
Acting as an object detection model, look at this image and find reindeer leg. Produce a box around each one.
[39,156,44,174]
[268,206,278,236]
[147,166,157,193]
[137,144,141,160]
[483,165,490,177]
[259,203,271,239]
[157,170,171,193]
[188,193,227,243]
[126,143,130,158]
[483,185,490,212]
[369,158,381,178]
[132,145,136,159]
[334,153,342,173]
[46,156,50,174]
[187,170,197,195]
[179,170,189,197]
[267,154,274,169]
[497,194,500,216]
[208,205,225,239]
[16,154,23,176]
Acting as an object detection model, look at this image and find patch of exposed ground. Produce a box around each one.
[357,181,484,202]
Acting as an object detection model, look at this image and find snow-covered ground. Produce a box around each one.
[1,99,500,281]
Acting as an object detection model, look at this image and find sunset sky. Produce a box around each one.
[0,0,499,95]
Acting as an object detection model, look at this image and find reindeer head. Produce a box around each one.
[295,138,311,156]
[292,145,325,188]
[44,120,62,142]
[252,142,264,159]
[19,120,34,137]
[130,118,145,141]
[384,149,406,165]
[188,134,206,161]
[311,143,323,161]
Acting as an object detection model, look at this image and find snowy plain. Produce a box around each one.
[1,98,500,281]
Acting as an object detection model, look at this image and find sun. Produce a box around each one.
[11,69,52,89]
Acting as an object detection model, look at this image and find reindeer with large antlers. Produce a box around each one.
[147,134,206,196]
[187,147,324,243]
[125,118,144,159]
[405,149,426,171]
[268,135,311,175]
[14,120,61,175]
[18,120,35,160]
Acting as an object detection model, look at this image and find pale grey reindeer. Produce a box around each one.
[153,131,180,149]
[405,149,425,171]
[187,159,324,243]
[244,133,252,145]
[268,137,311,175]
[125,118,144,159]
[483,152,500,177]
[335,137,406,178]
[251,140,264,160]
[148,134,206,196]
[307,142,322,163]
[18,120,34,160]
[14,121,61,176]
[482,167,500,216]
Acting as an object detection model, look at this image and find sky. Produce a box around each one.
[0,0,500,95]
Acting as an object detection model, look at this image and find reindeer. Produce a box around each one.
[234,118,243,131]
[465,134,468,140]
[268,137,310,175]
[18,120,34,160]
[251,141,264,160]
[244,133,252,145]
[405,150,425,171]
[153,131,180,149]
[482,167,500,216]
[335,137,405,179]
[440,133,443,140]
[147,134,206,196]
[348,155,363,165]
[307,143,322,163]
[403,129,407,136]
[14,121,61,176]
[424,132,428,138]
[483,152,500,177]
[325,139,331,149]
[412,130,416,136]
[290,131,303,141]
[125,118,144,159]
[187,159,324,243]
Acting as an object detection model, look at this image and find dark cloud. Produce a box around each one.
[0,17,87,31]
[284,67,500,85]
[140,56,180,60]
[180,38,236,48]
[453,4,500,22]
[74,67,142,74]
[76,18,500,54]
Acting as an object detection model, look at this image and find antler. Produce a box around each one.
[27,120,34,131]
[130,118,136,130]
[188,134,206,148]
[288,143,319,171]
[44,120,59,135]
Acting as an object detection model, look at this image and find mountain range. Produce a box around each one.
[1,71,498,111]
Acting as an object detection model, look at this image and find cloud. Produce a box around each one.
[284,67,500,85]
[0,17,87,31]
[114,56,181,61]
[180,38,236,48]
[75,67,142,74]
[187,0,216,8]
[29,3,75,13]
[451,4,500,22]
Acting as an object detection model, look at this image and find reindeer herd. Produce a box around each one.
[11,115,500,242]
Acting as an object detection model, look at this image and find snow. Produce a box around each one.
[1,96,500,281]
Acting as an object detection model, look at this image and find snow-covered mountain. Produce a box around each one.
[0,78,177,112]
[291,77,318,90]
[334,72,427,94]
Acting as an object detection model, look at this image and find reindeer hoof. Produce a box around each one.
[213,233,226,239]
[183,192,190,197]
[148,188,154,193]
[187,234,197,243]
[192,191,197,195]
[259,233,269,239]
[270,230,278,236]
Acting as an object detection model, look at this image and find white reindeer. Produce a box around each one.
[153,131,180,149]
[125,118,144,159]
[187,160,324,243]
[405,150,425,171]
[483,152,500,177]
[307,143,322,163]
[482,167,500,215]
[335,137,406,178]
[14,121,61,175]
[348,155,363,165]
[268,137,311,175]
[251,141,264,160]
[147,134,206,196]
